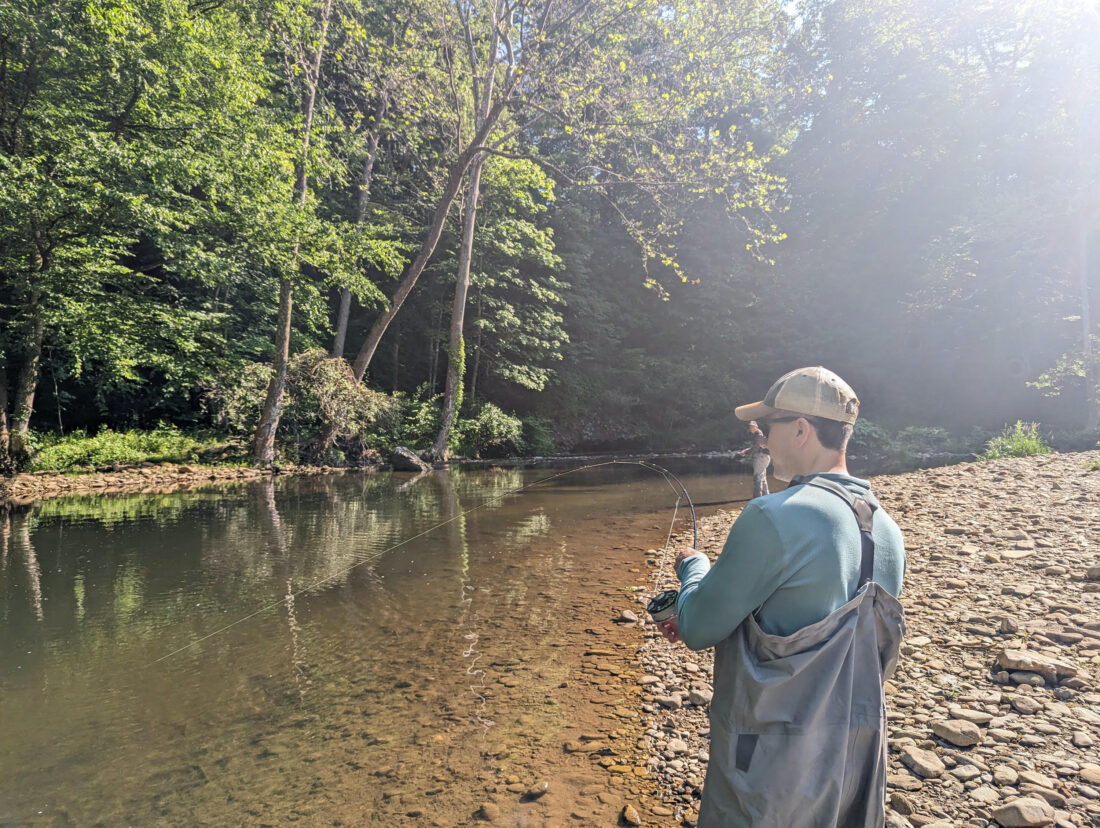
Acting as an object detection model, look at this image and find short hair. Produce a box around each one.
[806,416,853,452]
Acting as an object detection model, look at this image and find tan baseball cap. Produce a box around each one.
[735,367,860,424]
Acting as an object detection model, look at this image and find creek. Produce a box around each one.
[0,459,759,825]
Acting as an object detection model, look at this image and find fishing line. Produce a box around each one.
[152,459,698,665]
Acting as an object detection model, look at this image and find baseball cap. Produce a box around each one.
[735,367,860,424]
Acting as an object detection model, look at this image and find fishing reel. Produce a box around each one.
[646,589,680,623]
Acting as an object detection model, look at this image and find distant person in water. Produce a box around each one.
[735,420,770,498]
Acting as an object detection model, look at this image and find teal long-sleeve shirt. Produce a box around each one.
[674,473,905,649]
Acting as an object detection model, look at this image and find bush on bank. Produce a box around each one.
[29,427,233,472]
[978,421,1052,460]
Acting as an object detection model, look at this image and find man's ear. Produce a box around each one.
[794,417,812,447]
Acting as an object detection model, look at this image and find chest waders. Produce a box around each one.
[699,476,907,828]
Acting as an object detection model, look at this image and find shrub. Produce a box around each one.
[30,426,220,471]
[282,350,394,450]
[1049,429,1100,452]
[892,426,957,456]
[521,416,557,456]
[204,363,273,436]
[389,385,443,450]
[454,402,525,458]
[206,351,401,462]
[978,421,1052,460]
[848,419,893,455]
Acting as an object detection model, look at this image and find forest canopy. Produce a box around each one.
[1,0,1097,469]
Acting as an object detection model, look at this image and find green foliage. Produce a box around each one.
[1048,429,1100,453]
[468,157,568,395]
[389,385,443,450]
[892,427,959,457]
[281,350,394,446]
[205,363,274,436]
[849,420,977,471]
[978,422,1053,461]
[454,403,525,459]
[521,417,557,456]
[849,420,894,456]
[30,426,224,471]
[206,350,399,461]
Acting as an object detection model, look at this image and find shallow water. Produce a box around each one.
[0,460,755,826]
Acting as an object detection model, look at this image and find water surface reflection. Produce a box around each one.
[0,462,753,825]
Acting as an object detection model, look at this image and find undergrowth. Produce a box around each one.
[30,427,234,472]
[978,421,1052,460]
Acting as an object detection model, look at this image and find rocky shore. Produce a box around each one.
[0,461,354,506]
[629,451,1100,827]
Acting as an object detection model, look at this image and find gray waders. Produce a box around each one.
[751,453,771,498]
[699,477,906,828]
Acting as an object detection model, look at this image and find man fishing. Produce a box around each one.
[734,420,770,497]
[658,367,906,827]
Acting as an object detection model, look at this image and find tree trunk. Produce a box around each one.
[349,99,506,383]
[350,155,470,383]
[0,364,11,473]
[11,294,44,464]
[431,158,485,461]
[252,0,333,467]
[332,287,352,358]
[253,277,294,466]
[468,292,483,406]
[391,321,400,392]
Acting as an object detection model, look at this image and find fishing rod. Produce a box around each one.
[153,458,700,665]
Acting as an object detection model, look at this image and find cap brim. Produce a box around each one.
[735,401,780,421]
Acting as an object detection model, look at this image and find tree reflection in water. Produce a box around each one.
[0,463,729,825]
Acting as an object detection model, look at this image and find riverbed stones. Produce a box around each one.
[932,719,982,746]
[476,802,502,821]
[621,804,642,825]
[687,688,712,706]
[634,452,1100,825]
[995,650,1078,684]
[970,785,1001,803]
[1009,694,1043,715]
[1080,764,1100,785]
[901,746,945,778]
[949,706,994,725]
[990,797,1055,827]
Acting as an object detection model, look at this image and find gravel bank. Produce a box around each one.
[0,462,353,505]
[631,451,1100,827]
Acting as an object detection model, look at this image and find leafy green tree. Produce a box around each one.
[465,157,566,407]
[0,0,297,469]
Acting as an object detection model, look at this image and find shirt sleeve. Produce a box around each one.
[673,501,788,651]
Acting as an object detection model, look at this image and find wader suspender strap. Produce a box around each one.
[791,476,878,588]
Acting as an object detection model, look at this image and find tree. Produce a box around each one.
[251,0,336,467]
[0,0,295,469]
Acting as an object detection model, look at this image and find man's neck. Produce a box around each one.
[798,450,848,478]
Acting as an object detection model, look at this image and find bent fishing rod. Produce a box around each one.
[153,458,707,665]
